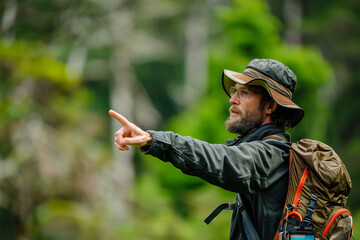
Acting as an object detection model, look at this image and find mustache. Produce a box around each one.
[230,106,240,112]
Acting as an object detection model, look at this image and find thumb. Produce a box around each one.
[109,110,131,127]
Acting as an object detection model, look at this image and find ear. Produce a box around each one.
[266,101,278,115]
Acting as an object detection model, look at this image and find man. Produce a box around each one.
[110,58,304,239]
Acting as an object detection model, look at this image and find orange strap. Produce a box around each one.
[273,151,311,240]
[322,209,351,237]
[292,166,309,209]
[273,231,280,240]
[262,134,286,141]
[284,211,303,221]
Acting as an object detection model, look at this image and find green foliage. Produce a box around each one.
[215,0,281,58]
[1,0,358,238]
[297,0,360,210]
[272,46,333,141]
[118,169,234,240]
[0,39,111,239]
[0,40,80,87]
[169,0,333,143]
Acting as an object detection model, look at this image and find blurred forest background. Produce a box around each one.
[0,0,359,239]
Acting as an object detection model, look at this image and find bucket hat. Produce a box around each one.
[222,58,304,127]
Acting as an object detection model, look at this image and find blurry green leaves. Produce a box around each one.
[0,38,111,239]
[33,199,94,240]
[172,0,334,144]
[0,39,86,133]
[166,96,234,143]
[0,40,81,88]
[0,0,351,238]
[121,167,234,240]
[49,89,93,124]
[274,46,333,88]
[272,46,333,141]
[215,0,282,57]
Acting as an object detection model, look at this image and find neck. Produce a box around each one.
[261,115,273,126]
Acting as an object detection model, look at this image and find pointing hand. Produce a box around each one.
[109,110,152,151]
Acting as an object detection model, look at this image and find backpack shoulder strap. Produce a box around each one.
[262,135,294,240]
[262,134,286,141]
[262,134,292,151]
[236,195,261,240]
[204,195,261,240]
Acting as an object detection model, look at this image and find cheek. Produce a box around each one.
[246,96,262,110]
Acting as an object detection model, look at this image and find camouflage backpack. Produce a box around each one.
[263,136,354,240]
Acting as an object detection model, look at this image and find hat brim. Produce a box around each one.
[222,69,304,127]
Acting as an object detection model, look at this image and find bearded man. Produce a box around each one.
[110,59,304,240]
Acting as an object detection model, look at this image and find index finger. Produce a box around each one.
[109,109,131,126]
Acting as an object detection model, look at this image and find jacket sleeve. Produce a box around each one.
[142,130,289,195]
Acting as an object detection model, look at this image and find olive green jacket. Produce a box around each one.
[143,123,290,240]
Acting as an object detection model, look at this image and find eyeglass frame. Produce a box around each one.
[229,86,261,101]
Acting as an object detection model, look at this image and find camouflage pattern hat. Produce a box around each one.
[222,58,304,127]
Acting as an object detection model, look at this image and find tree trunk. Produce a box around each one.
[283,0,302,45]
[183,0,209,106]
[107,6,136,222]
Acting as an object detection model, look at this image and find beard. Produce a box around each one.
[225,108,265,135]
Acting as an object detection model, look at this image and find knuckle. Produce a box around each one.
[115,130,122,137]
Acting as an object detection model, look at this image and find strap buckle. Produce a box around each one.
[204,202,237,224]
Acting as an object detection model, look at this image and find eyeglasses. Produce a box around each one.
[229,87,258,101]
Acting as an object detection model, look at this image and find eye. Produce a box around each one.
[239,90,249,97]
[230,87,237,97]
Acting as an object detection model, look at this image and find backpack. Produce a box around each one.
[263,136,354,240]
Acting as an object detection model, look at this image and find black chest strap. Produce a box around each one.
[204,195,260,240]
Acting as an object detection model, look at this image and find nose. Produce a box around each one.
[229,93,240,105]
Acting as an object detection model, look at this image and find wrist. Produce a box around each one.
[140,132,152,149]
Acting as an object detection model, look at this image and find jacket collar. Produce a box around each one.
[225,123,290,146]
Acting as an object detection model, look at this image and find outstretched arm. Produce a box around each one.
[109,110,152,151]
